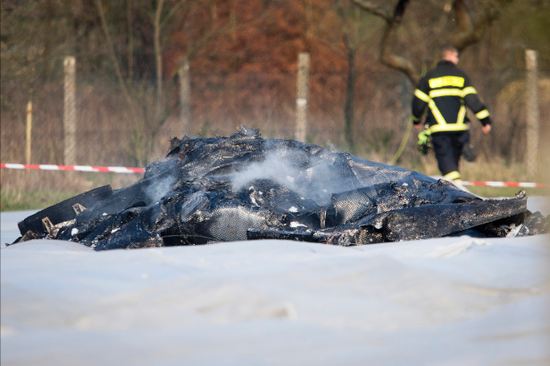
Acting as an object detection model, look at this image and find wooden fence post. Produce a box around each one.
[179,57,191,136]
[26,101,32,165]
[295,52,310,142]
[64,56,76,166]
[525,50,539,177]
[400,74,411,128]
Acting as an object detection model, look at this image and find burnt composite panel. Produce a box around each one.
[13,127,548,250]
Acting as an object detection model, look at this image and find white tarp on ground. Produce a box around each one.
[1,199,549,366]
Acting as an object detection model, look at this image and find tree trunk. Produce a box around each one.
[179,57,191,136]
[344,48,356,148]
[127,0,133,85]
[154,0,165,121]
[42,0,54,79]
[525,49,539,177]
[230,0,237,41]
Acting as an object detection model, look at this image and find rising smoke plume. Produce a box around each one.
[231,149,348,203]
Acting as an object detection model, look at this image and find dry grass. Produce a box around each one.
[2,152,547,212]
[2,72,548,210]
[0,169,140,211]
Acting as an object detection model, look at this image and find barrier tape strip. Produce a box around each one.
[0,163,144,174]
[461,181,548,188]
[1,163,548,187]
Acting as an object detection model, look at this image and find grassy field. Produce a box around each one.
[0,190,80,211]
[0,169,140,212]
[3,183,546,212]
[1,154,548,212]
[466,186,549,198]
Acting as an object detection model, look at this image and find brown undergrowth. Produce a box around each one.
[2,152,547,212]
[0,169,139,211]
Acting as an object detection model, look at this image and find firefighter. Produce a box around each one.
[412,44,491,183]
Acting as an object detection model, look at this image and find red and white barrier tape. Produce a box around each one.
[461,181,548,188]
[0,163,144,174]
[1,163,548,187]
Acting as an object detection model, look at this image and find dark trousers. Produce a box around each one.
[431,131,469,177]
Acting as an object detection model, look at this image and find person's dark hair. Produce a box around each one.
[441,44,459,59]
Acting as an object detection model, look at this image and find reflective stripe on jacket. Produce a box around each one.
[412,60,491,133]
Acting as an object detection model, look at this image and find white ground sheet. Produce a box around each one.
[2,199,549,366]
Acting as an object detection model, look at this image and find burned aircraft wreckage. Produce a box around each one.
[13,127,548,250]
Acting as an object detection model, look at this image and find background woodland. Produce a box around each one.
[1,0,549,195]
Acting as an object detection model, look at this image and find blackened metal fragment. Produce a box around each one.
[13,127,545,250]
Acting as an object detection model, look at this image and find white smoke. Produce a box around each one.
[231,149,348,203]
[144,174,177,203]
[231,150,302,192]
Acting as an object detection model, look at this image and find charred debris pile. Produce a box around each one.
[13,127,548,250]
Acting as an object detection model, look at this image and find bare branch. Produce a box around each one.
[392,0,410,23]
[186,13,272,61]
[351,0,513,159]
[308,4,346,59]
[316,36,347,59]
[336,0,355,52]
[449,0,474,50]
[351,0,391,22]
[430,1,453,45]
[467,4,501,45]
[159,0,188,30]
[380,23,419,86]
[153,0,165,120]
[450,0,510,51]
[94,0,139,128]
[127,0,133,83]
[354,0,419,85]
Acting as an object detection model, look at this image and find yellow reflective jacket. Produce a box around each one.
[412,61,491,133]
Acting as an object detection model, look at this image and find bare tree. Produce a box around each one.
[309,1,370,149]
[149,0,191,122]
[153,0,165,121]
[336,1,359,147]
[350,0,513,164]
[94,0,139,126]
[352,0,514,86]
[127,0,133,85]
[95,0,267,164]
